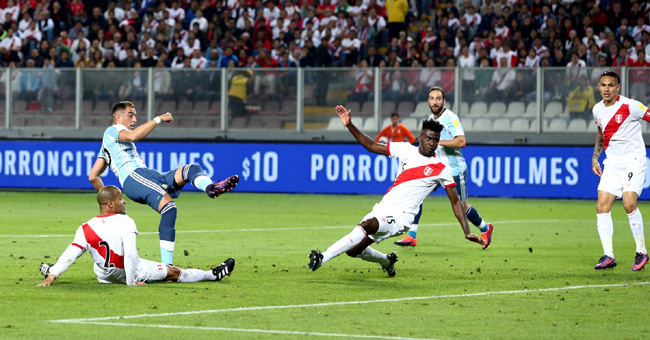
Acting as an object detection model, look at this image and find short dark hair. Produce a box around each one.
[112,101,135,116]
[428,86,446,100]
[421,119,443,133]
[599,70,620,85]
[390,112,399,118]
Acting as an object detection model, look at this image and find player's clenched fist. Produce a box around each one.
[159,112,174,123]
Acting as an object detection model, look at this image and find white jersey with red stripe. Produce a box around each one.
[593,95,650,167]
[380,142,456,219]
[56,214,140,284]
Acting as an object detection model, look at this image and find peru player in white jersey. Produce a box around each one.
[38,186,235,286]
[307,105,485,276]
[591,70,649,271]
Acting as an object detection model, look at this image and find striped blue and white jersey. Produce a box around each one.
[98,124,147,185]
[428,108,467,176]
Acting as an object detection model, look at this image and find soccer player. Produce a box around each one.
[591,70,649,271]
[38,185,235,286]
[395,86,494,248]
[88,101,239,265]
[307,105,485,276]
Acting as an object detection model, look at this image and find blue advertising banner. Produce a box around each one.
[0,140,648,199]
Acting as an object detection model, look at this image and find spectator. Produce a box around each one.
[190,49,208,68]
[367,7,387,47]
[386,0,408,41]
[458,45,475,101]
[228,69,252,121]
[628,50,650,104]
[484,57,517,104]
[254,49,279,97]
[219,46,238,67]
[375,112,415,144]
[18,59,41,101]
[347,59,373,104]
[566,76,596,122]
[341,29,360,65]
[1,28,22,64]
[190,9,209,32]
[22,21,42,53]
[278,50,297,94]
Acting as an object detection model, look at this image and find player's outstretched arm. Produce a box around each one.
[118,112,174,142]
[89,158,108,191]
[445,186,485,246]
[37,244,85,286]
[592,126,603,177]
[335,105,388,156]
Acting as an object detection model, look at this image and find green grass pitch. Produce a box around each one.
[1,191,649,339]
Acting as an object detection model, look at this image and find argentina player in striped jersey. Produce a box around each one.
[88,101,239,265]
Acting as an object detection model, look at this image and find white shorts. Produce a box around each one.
[135,259,169,282]
[598,161,647,198]
[95,258,168,284]
[361,203,411,244]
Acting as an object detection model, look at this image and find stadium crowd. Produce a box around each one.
[0,0,648,71]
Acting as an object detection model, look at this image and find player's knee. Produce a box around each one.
[623,202,638,214]
[359,220,378,235]
[345,249,363,257]
[595,201,611,214]
[165,265,181,281]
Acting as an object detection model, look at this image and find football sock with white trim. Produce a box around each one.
[597,212,615,258]
[408,205,423,238]
[322,226,367,264]
[407,225,418,239]
[467,205,488,232]
[359,247,390,266]
[159,201,177,265]
[627,208,647,254]
[181,164,212,192]
[177,269,217,282]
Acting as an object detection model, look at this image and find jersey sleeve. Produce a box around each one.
[445,114,465,137]
[387,142,409,159]
[48,226,88,277]
[121,216,139,286]
[436,162,457,188]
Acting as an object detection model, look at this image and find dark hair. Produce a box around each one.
[112,101,135,116]
[421,119,443,133]
[428,86,446,100]
[599,70,620,85]
[390,112,399,118]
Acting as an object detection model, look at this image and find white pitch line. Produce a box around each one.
[1,219,588,239]
[52,281,650,324]
[63,321,441,340]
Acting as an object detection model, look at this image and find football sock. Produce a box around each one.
[627,208,647,254]
[159,201,177,265]
[466,205,488,232]
[597,212,615,258]
[407,225,418,239]
[177,269,216,282]
[181,164,212,192]
[322,226,367,264]
[408,204,423,239]
[359,247,390,266]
